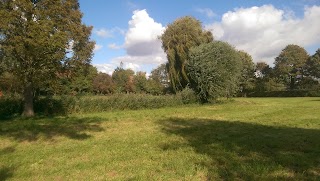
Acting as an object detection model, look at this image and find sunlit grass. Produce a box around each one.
[1,98,319,180]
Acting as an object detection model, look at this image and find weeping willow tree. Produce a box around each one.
[0,0,94,116]
[160,16,213,92]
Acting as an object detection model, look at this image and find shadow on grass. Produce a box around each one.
[158,118,320,180]
[0,166,14,181]
[0,116,105,142]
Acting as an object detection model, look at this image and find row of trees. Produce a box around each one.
[159,16,320,102]
[0,62,169,96]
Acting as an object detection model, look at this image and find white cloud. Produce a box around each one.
[207,5,320,64]
[95,27,125,38]
[93,63,115,75]
[93,44,103,52]
[93,61,142,75]
[95,9,169,74]
[196,8,216,18]
[108,43,122,50]
[124,9,165,57]
[95,29,114,38]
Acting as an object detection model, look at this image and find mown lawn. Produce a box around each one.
[0,98,319,180]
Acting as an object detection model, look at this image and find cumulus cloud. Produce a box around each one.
[207,5,320,64]
[195,8,216,18]
[124,9,165,57]
[94,9,167,74]
[93,44,103,52]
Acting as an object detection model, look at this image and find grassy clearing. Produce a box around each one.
[0,98,320,180]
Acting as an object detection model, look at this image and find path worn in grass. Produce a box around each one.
[0,98,319,180]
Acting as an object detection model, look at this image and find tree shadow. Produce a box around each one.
[0,116,105,142]
[0,166,14,181]
[158,118,320,180]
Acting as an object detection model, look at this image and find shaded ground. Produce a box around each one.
[0,116,104,142]
[159,117,320,180]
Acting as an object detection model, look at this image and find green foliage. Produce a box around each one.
[93,73,114,94]
[160,16,213,92]
[274,44,309,90]
[145,79,164,95]
[0,94,190,116]
[305,48,320,78]
[177,87,198,104]
[187,41,242,102]
[134,71,148,93]
[112,67,135,93]
[0,96,23,117]
[0,0,94,116]
[0,72,22,95]
[238,51,255,96]
[150,63,170,89]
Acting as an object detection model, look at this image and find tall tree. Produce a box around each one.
[305,49,320,79]
[160,16,213,92]
[238,51,255,96]
[187,41,242,103]
[0,0,94,116]
[274,45,309,90]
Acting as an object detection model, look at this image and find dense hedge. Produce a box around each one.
[0,93,194,117]
[0,96,23,117]
[247,90,320,97]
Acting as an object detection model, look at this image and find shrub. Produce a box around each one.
[177,87,198,104]
[0,96,23,117]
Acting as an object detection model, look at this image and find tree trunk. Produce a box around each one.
[23,82,34,117]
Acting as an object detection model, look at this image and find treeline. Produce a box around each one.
[0,63,170,96]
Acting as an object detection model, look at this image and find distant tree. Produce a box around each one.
[264,78,286,91]
[160,16,213,92]
[255,62,272,78]
[0,0,94,116]
[305,49,320,79]
[112,67,135,93]
[145,79,164,95]
[274,45,309,90]
[149,64,169,89]
[134,71,148,93]
[93,73,114,94]
[187,41,242,103]
[238,51,255,96]
[69,65,98,94]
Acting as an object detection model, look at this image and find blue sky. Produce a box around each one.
[78,0,320,74]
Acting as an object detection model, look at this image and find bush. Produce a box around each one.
[0,96,23,117]
[177,87,198,104]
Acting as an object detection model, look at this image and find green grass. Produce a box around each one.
[1,98,320,180]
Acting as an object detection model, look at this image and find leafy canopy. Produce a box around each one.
[160,16,213,92]
[187,41,242,102]
[0,0,94,116]
[274,44,309,89]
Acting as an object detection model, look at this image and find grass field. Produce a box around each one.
[0,98,319,180]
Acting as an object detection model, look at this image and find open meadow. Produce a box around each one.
[0,98,319,180]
